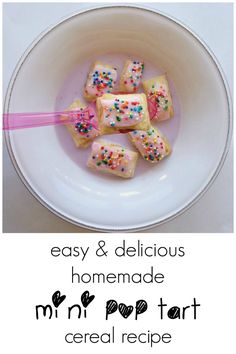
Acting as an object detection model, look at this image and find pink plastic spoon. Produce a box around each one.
[2,107,98,130]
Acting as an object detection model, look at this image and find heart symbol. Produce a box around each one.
[52,290,66,308]
[81,291,95,308]
[118,303,134,319]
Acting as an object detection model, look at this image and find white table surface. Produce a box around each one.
[3,2,233,233]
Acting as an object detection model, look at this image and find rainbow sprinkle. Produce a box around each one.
[85,63,117,98]
[73,108,98,139]
[148,85,169,113]
[130,128,169,162]
[101,96,144,128]
[91,143,132,173]
[122,60,144,92]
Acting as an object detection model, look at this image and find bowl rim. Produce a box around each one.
[4,4,233,232]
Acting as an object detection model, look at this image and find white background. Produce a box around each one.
[0,234,235,353]
[2,2,233,233]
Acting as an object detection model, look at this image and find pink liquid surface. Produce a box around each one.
[55,53,181,177]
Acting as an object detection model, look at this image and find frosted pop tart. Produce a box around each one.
[84,61,117,101]
[129,126,171,163]
[87,140,138,178]
[143,74,174,121]
[120,60,144,93]
[96,93,151,135]
[60,99,99,148]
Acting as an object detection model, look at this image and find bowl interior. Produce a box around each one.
[6,6,230,230]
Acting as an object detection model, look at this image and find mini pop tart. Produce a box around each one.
[61,99,99,148]
[96,93,151,135]
[129,126,171,163]
[87,140,138,178]
[84,61,118,101]
[143,74,174,121]
[120,60,144,93]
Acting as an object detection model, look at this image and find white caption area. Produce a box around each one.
[0,234,235,354]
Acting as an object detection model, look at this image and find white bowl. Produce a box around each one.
[4,5,232,232]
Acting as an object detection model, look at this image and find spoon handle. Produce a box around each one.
[3,109,91,130]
